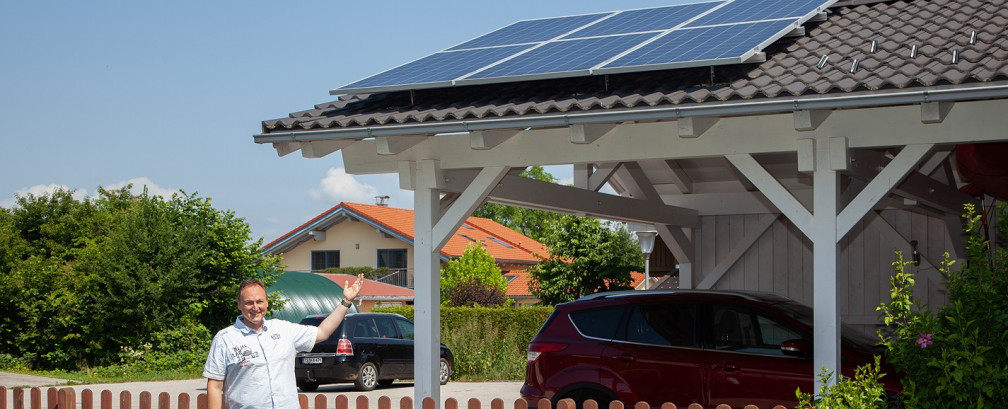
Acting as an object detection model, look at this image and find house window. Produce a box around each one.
[311,250,340,271]
[377,249,407,270]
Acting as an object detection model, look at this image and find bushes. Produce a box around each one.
[876,203,1008,408]
[375,305,552,381]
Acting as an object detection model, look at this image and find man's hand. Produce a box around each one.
[342,273,365,302]
[315,273,365,344]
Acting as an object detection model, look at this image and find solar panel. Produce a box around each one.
[332,0,835,94]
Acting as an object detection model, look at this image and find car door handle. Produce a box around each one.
[611,353,636,362]
[716,362,740,372]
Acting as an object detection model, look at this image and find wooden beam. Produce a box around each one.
[433,166,509,249]
[570,124,616,144]
[848,148,974,214]
[470,130,519,150]
[663,160,694,194]
[678,116,718,138]
[442,170,699,227]
[376,135,426,155]
[301,140,353,158]
[726,154,812,237]
[837,144,933,239]
[273,142,299,157]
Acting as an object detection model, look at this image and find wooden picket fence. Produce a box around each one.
[1,386,789,409]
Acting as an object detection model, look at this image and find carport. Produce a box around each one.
[254,0,1008,406]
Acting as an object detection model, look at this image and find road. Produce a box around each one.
[1,373,524,409]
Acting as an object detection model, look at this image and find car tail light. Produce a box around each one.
[527,342,567,362]
[336,337,353,356]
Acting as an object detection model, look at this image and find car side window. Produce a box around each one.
[569,306,626,340]
[623,303,697,347]
[394,318,415,340]
[374,318,399,339]
[710,305,804,355]
[353,319,379,338]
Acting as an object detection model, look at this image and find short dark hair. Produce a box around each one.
[237,279,266,302]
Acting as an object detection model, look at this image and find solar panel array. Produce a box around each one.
[333,0,835,94]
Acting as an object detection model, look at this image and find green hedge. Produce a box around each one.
[374,305,553,381]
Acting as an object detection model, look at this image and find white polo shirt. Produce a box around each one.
[203,316,318,409]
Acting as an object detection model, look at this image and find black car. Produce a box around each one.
[295,312,454,392]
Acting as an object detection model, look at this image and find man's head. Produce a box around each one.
[237,279,268,330]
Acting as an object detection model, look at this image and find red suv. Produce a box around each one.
[521,290,901,409]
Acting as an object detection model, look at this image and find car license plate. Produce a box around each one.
[302,357,323,364]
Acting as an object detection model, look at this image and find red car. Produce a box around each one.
[520,290,901,409]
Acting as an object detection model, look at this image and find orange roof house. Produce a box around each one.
[261,201,548,304]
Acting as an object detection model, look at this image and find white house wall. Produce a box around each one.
[280,219,412,272]
[693,208,954,335]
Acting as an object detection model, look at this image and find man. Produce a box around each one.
[203,274,364,409]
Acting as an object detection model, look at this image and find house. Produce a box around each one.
[254,0,1008,395]
[261,201,550,302]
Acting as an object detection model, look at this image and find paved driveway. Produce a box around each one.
[2,373,523,409]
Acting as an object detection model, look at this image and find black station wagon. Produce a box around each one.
[296,312,454,391]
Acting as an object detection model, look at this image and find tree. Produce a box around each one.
[473,166,565,241]
[0,186,282,371]
[440,242,508,306]
[530,214,644,305]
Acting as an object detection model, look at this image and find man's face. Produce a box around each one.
[237,285,269,329]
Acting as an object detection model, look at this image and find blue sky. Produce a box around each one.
[1,0,682,242]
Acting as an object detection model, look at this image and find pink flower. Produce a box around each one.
[916,333,933,348]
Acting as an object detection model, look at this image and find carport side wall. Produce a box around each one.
[691,208,954,336]
[280,219,413,273]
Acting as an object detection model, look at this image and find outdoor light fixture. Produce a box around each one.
[636,230,658,290]
[910,240,921,266]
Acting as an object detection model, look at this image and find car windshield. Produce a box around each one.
[771,301,881,349]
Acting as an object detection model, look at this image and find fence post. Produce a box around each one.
[377,396,391,409]
[335,394,349,409]
[29,387,41,409]
[443,397,457,409]
[398,396,412,409]
[0,386,5,409]
[101,390,112,409]
[120,390,132,409]
[298,394,308,409]
[633,402,649,409]
[81,389,93,409]
[177,393,190,409]
[466,398,480,409]
[59,388,76,409]
[660,403,677,409]
[583,400,597,409]
[421,397,436,409]
[313,394,327,409]
[355,395,368,409]
[156,392,170,409]
[196,393,207,409]
[686,404,703,409]
[556,399,575,409]
[47,387,57,409]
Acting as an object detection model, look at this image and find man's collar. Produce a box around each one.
[235,315,269,334]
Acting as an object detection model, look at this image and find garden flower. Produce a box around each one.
[916,332,933,348]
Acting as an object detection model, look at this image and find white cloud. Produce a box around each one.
[309,167,380,204]
[1,178,178,209]
[105,177,178,199]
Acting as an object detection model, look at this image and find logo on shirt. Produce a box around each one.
[231,345,259,368]
[271,333,281,340]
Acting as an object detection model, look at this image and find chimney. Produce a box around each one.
[375,195,390,206]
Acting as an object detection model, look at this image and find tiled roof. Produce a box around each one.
[318,273,414,299]
[504,270,651,298]
[262,0,1008,134]
[264,202,545,263]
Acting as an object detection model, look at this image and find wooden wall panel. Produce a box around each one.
[692,208,954,336]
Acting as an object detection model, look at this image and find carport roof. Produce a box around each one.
[260,0,1008,134]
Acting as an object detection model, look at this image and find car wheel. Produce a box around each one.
[354,362,379,391]
[378,379,395,387]
[439,358,452,385]
[297,381,319,392]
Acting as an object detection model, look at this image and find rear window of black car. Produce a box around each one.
[569,306,626,340]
